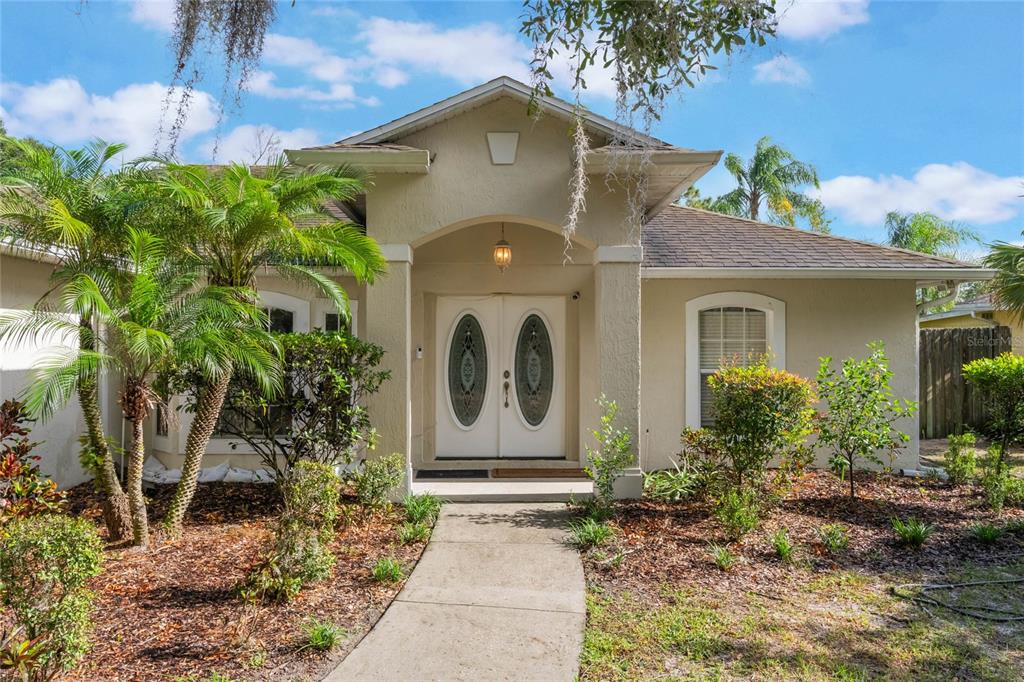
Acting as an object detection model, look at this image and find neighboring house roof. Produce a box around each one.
[642,205,993,283]
[919,293,999,323]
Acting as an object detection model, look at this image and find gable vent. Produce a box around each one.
[486,132,519,165]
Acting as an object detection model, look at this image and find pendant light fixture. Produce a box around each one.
[493,222,512,273]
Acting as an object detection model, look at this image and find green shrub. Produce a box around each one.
[970,523,1003,544]
[1006,475,1024,507]
[963,353,1024,471]
[397,521,430,545]
[568,517,616,549]
[708,543,736,571]
[816,343,916,498]
[208,331,390,481]
[0,400,65,523]
[714,488,760,540]
[981,446,1010,514]
[944,433,977,486]
[301,619,346,652]
[818,524,849,554]
[1005,518,1024,534]
[402,492,443,525]
[705,360,815,492]
[891,516,935,548]
[371,557,405,583]
[770,528,795,563]
[242,461,339,601]
[0,515,103,673]
[583,395,635,517]
[355,453,406,508]
[643,459,699,502]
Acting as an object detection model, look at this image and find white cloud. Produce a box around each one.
[812,162,1024,226]
[358,18,531,86]
[776,0,870,40]
[753,55,811,86]
[0,78,217,157]
[200,124,321,163]
[130,0,175,32]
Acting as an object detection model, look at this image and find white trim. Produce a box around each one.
[920,304,995,322]
[335,76,665,147]
[594,245,643,264]
[379,244,414,263]
[644,266,994,282]
[684,292,786,429]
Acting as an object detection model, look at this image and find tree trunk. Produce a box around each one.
[163,372,232,537]
[79,375,132,543]
[126,415,149,547]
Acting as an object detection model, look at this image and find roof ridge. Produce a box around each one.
[661,204,978,268]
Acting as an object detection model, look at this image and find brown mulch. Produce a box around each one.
[588,471,1024,597]
[57,482,427,682]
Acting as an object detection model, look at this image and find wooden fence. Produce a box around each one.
[919,326,1012,439]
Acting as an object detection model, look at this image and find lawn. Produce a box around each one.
[579,471,1024,681]
[57,482,427,681]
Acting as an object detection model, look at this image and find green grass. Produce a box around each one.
[580,564,1024,681]
[300,619,346,652]
[370,557,405,583]
[403,493,443,525]
[568,517,615,550]
[397,521,431,544]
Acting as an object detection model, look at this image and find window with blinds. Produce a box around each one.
[698,306,767,426]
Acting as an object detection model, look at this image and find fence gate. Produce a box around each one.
[919,326,1012,439]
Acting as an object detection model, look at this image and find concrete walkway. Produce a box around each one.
[326,503,586,681]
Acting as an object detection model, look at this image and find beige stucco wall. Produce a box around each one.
[641,278,921,472]
[921,311,1023,353]
[0,254,93,488]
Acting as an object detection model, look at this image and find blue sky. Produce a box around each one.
[1,0,1021,249]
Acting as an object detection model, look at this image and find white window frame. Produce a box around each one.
[260,291,310,333]
[685,292,786,429]
[317,299,359,336]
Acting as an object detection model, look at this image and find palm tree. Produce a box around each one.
[2,228,277,546]
[151,159,386,535]
[0,137,137,541]
[984,241,1024,322]
[885,211,978,257]
[711,136,824,228]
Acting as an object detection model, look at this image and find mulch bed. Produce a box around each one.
[587,471,1024,596]
[55,482,426,682]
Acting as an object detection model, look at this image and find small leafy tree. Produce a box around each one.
[583,395,635,516]
[944,432,978,486]
[816,342,916,498]
[210,331,390,482]
[962,353,1024,475]
[0,515,103,675]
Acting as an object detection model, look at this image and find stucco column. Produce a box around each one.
[365,245,413,489]
[593,245,643,498]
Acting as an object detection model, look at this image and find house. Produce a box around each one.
[920,293,1022,353]
[0,76,993,494]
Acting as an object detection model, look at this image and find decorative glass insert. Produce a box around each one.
[448,314,488,427]
[515,314,554,427]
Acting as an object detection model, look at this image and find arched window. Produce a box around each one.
[685,292,786,428]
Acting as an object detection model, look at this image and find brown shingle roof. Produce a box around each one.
[643,205,979,270]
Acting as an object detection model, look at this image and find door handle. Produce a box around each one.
[503,380,510,408]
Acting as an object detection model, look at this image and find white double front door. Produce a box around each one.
[436,295,566,459]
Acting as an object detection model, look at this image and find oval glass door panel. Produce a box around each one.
[448,314,487,427]
[515,314,554,427]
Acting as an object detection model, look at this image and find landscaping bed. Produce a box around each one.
[57,481,426,681]
[579,471,1024,680]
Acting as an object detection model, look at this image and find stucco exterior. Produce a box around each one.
[642,278,921,472]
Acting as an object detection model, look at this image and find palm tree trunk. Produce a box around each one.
[163,372,233,536]
[126,414,149,547]
[79,378,132,542]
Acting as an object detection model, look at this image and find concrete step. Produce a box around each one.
[409,478,593,502]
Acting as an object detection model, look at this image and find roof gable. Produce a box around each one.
[336,76,665,147]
